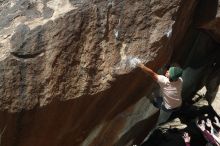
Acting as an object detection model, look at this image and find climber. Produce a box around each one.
[136,62,183,125]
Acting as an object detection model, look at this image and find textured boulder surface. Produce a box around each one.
[0,0,182,111]
[0,0,217,146]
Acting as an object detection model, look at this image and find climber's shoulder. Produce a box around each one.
[156,75,169,85]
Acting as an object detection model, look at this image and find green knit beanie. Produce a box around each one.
[169,67,183,81]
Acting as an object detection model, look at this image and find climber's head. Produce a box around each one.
[165,67,183,81]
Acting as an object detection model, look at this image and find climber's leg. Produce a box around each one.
[156,109,172,125]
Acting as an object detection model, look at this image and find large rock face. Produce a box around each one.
[0,0,200,146]
[0,0,182,111]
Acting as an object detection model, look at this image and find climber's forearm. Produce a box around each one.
[138,63,158,81]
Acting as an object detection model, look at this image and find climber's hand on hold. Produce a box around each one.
[137,62,144,68]
[129,58,142,69]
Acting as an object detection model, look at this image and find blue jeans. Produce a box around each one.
[152,97,180,112]
[152,97,180,125]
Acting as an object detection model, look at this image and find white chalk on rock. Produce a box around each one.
[166,29,172,38]
[114,29,119,39]
[114,56,143,75]
[128,57,142,69]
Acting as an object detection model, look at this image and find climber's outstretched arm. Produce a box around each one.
[137,63,158,81]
